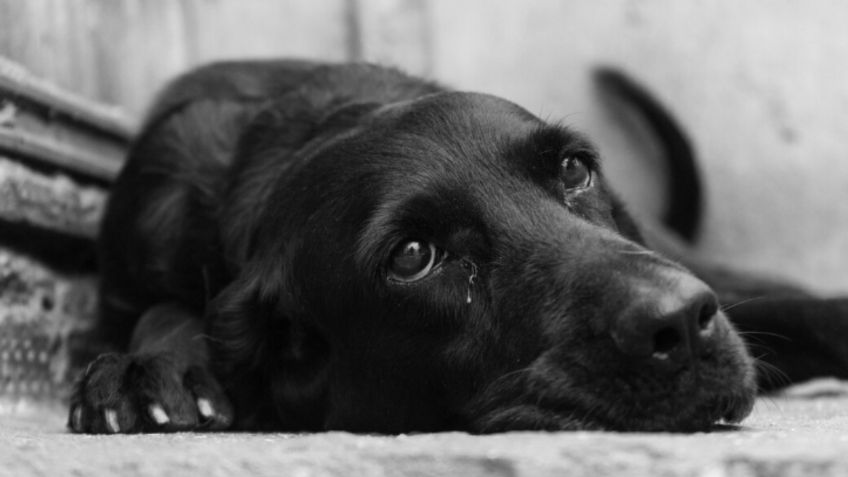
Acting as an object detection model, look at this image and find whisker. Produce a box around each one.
[618,249,656,256]
[753,356,792,390]
[580,402,602,427]
[737,330,792,342]
[754,392,782,413]
[194,333,223,344]
[742,342,774,354]
[721,296,766,313]
[490,367,529,387]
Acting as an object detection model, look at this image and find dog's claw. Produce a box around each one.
[69,352,233,434]
[149,404,170,425]
[104,409,120,433]
[197,398,214,419]
[70,406,83,432]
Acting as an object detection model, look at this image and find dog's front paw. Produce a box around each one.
[68,353,233,434]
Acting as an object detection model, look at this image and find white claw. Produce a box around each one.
[197,398,214,419]
[148,404,170,425]
[72,406,83,431]
[104,409,120,433]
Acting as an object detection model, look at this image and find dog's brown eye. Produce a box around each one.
[561,157,592,190]
[389,240,439,282]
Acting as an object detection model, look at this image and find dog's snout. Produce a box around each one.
[611,271,718,368]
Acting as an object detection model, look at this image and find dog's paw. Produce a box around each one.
[67,353,233,434]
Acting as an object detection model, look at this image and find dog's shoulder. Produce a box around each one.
[141,59,321,128]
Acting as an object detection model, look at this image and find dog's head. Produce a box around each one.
[210,91,756,432]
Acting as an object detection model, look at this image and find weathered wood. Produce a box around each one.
[0,246,97,401]
[0,0,353,115]
[0,57,115,403]
[0,130,122,182]
[0,156,105,238]
[0,58,130,180]
[180,0,350,64]
[0,57,134,139]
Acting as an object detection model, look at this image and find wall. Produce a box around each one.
[1,0,846,294]
[427,0,848,294]
[0,0,353,116]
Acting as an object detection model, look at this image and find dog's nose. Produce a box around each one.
[610,271,718,368]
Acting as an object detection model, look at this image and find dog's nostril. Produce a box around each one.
[697,300,718,331]
[698,309,714,331]
[652,326,681,356]
[611,273,718,366]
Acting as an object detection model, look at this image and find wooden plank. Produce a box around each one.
[180,0,350,65]
[85,0,193,116]
[81,0,351,115]
[0,246,98,401]
[1,0,356,116]
[0,0,103,110]
[0,57,134,139]
[351,0,433,76]
[0,0,192,116]
[0,156,106,238]
[0,130,121,182]
[0,57,129,181]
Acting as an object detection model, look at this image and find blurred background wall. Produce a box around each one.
[1,0,846,294]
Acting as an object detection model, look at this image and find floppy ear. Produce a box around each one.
[220,94,380,266]
[206,260,330,430]
[219,94,324,266]
[209,91,378,429]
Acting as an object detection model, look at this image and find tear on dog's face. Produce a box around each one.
[211,91,756,433]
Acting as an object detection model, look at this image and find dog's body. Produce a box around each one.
[69,61,848,434]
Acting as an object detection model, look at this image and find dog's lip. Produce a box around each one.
[489,390,754,432]
[470,358,757,432]
[718,388,756,424]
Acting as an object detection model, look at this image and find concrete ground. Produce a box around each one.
[3,380,848,477]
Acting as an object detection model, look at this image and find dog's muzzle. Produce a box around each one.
[610,269,720,371]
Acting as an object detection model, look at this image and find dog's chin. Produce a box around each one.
[471,388,755,433]
[467,335,758,433]
[468,364,757,433]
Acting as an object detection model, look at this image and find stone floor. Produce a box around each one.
[3,380,848,477]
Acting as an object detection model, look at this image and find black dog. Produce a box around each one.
[68,60,848,434]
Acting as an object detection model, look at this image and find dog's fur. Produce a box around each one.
[68,60,848,434]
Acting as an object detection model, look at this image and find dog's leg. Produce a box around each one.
[67,303,233,434]
[724,297,848,391]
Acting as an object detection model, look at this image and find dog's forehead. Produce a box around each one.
[356,93,545,181]
[357,92,595,195]
[348,92,607,263]
[378,91,541,142]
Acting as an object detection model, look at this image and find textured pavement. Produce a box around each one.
[2,380,848,477]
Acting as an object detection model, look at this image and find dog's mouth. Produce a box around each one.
[469,371,756,433]
[464,322,757,433]
[472,388,754,433]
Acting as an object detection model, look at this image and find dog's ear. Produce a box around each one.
[219,95,324,266]
[206,260,330,430]
[221,96,380,266]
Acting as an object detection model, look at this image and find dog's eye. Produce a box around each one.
[388,240,441,282]
[561,157,592,190]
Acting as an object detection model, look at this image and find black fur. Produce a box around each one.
[68,61,847,434]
